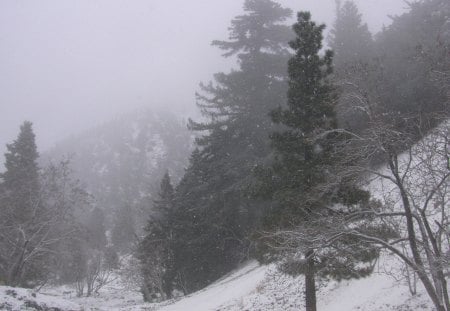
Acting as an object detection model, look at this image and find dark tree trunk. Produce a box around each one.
[305,249,317,311]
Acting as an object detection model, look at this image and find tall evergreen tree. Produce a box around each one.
[169,149,216,293]
[327,1,374,132]
[270,13,336,311]
[328,0,373,70]
[138,171,176,300]
[1,121,40,223]
[262,12,376,311]
[172,0,293,292]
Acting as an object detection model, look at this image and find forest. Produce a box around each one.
[0,0,449,310]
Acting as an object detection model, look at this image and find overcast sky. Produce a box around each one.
[0,0,408,164]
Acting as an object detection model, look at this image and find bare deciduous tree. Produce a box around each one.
[0,160,88,287]
[262,80,449,309]
[332,78,450,310]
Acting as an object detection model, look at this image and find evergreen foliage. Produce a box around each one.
[257,11,379,311]
[266,11,337,225]
[170,0,294,293]
[329,0,449,138]
[138,172,176,300]
[1,121,40,224]
[327,1,374,132]
[111,204,136,252]
[373,0,449,132]
[0,122,44,285]
[328,1,373,69]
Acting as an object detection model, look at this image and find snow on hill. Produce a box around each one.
[0,286,80,311]
[158,262,267,311]
[0,257,433,311]
[217,256,433,311]
[45,108,193,233]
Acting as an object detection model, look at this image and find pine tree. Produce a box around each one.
[325,1,374,132]
[269,11,337,224]
[264,12,376,311]
[1,121,40,223]
[138,171,176,300]
[328,0,373,70]
[270,13,336,311]
[173,0,293,291]
[372,0,449,137]
[166,149,213,293]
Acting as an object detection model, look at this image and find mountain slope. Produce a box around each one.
[46,108,193,235]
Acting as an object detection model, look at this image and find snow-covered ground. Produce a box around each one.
[1,255,433,311]
[0,286,80,311]
[218,255,433,311]
[158,262,267,311]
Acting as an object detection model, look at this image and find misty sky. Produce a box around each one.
[0,0,408,165]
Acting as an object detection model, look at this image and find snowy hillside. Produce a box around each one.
[5,257,430,311]
[216,256,433,311]
[45,108,193,231]
[0,286,80,311]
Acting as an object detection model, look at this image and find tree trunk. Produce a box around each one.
[305,249,317,311]
[141,284,151,302]
[389,157,447,311]
[7,241,28,286]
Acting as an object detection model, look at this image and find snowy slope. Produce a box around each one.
[0,252,426,311]
[158,262,267,311]
[218,255,433,311]
[33,257,431,310]
[0,286,81,311]
[145,257,431,311]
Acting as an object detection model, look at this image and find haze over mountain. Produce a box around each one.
[0,0,407,166]
[45,108,193,237]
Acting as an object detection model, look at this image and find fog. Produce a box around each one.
[0,0,407,163]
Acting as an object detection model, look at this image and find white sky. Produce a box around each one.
[0,0,408,164]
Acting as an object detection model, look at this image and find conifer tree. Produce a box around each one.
[328,0,373,70]
[372,0,449,136]
[327,1,374,132]
[138,171,176,300]
[169,149,215,293]
[264,12,376,311]
[172,0,294,292]
[269,13,336,311]
[1,121,40,223]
